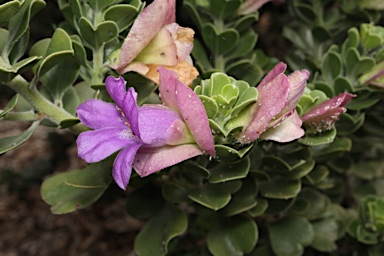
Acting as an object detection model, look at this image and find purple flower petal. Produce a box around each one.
[158,66,179,110]
[105,76,127,107]
[258,62,286,87]
[285,69,310,112]
[261,111,304,142]
[115,0,176,72]
[77,127,139,163]
[138,105,181,146]
[113,141,142,190]
[77,99,126,130]
[105,76,141,137]
[239,72,290,144]
[301,92,355,122]
[158,67,215,155]
[301,92,355,132]
[175,75,216,156]
[133,144,203,177]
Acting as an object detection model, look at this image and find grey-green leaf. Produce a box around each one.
[134,204,187,256]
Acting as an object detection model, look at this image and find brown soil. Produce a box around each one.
[0,123,142,256]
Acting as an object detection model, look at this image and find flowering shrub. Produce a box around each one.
[1,0,384,255]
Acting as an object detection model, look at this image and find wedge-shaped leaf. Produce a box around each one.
[207,215,258,256]
[78,18,119,50]
[305,165,330,185]
[311,217,339,252]
[285,159,315,180]
[210,0,241,20]
[341,28,360,58]
[202,23,239,56]
[322,51,342,83]
[232,13,258,33]
[31,28,74,78]
[6,0,45,53]
[0,0,22,27]
[0,121,39,154]
[299,128,337,146]
[199,95,218,119]
[221,178,257,216]
[192,39,212,70]
[290,188,331,220]
[210,72,232,96]
[189,180,242,211]
[347,91,380,110]
[188,185,232,211]
[268,216,314,256]
[88,0,118,11]
[215,144,253,162]
[312,137,352,161]
[134,204,187,256]
[209,156,250,183]
[232,86,258,116]
[104,4,140,32]
[227,29,258,60]
[226,59,263,87]
[259,177,301,199]
[41,157,113,214]
[247,197,268,217]
[0,94,18,117]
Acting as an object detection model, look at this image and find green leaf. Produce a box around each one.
[0,121,39,154]
[209,156,250,183]
[202,23,239,56]
[290,188,331,220]
[247,197,268,217]
[311,217,339,252]
[268,216,314,256]
[232,13,258,33]
[214,144,253,162]
[188,185,232,210]
[41,158,113,214]
[40,55,80,102]
[299,128,337,146]
[88,0,117,11]
[259,177,301,199]
[226,29,258,61]
[104,4,139,32]
[209,0,241,20]
[199,95,218,119]
[6,0,45,53]
[78,17,119,49]
[207,216,258,256]
[0,94,18,117]
[322,51,342,83]
[221,178,257,216]
[134,204,187,256]
[33,28,74,78]
[0,0,22,27]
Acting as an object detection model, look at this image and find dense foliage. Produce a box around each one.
[1,0,384,255]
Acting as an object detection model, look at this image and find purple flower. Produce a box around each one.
[76,68,215,190]
[238,62,309,144]
[301,92,355,133]
[109,0,198,85]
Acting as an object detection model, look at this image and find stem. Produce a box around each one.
[91,45,105,85]
[215,54,226,72]
[6,75,87,134]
